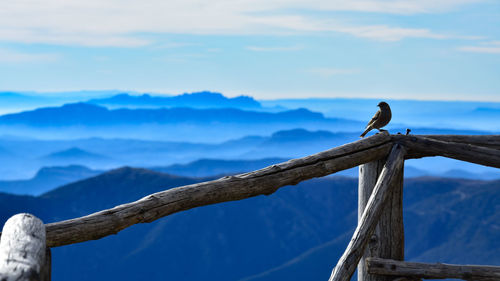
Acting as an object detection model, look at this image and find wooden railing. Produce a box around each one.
[0,132,499,280]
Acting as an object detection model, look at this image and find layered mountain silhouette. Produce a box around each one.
[0,103,328,126]
[41,147,109,161]
[2,91,500,133]
[261,98,500,131]
[152,157,288,177]
[0,165,102,195]
[0,128,497,182]
[0,167,497,281]
[3,154,496,196]
[88,91,262,109]
[0,101,367,142]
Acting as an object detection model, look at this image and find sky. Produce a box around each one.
[0,0,499,101]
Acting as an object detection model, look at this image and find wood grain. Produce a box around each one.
[421,135,500,150]
[367,257,500,281]
[328,144,406,281]
[394,135,500,168]
[0,213,49,281]
[357,157,404,281]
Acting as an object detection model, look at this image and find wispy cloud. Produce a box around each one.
[311,23,448,41]
[0,28,151,47]
[0,48,60,63]
[0,0,484,47]
[245,45,304,52]
[307,67,359,77]
[152,42,200,49]
[458,41,500,54]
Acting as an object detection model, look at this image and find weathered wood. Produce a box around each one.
[40,248,51,281]
[328,144,406,281]
[392,278,422,281]
[421,135,500,150]
[367,257,500,281]
[394,135,500,168]
[42,132,392,247]
[0,213,48,281]
[357,157,404,281]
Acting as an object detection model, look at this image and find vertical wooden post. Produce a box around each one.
[0,213,50,281]
[41,248,51,281]
[329,144,406,281]
[358,158,404,281]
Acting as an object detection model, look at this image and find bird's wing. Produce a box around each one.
[365,110,380,128]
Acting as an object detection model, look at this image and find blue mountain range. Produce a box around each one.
[88,91,262,109]
[0,165,102,195]
[0,102,327,126]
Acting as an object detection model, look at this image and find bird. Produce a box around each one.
[360,101,392,138]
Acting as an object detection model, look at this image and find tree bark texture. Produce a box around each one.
[328,144,406,281]
[367,257,500,281]
[0,213,49,281]
[394,135,500,168]
[357,157,404,281]
[421,135,500,150]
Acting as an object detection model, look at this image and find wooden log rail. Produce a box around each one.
[44,132,395,247]
[367,258,500,281]
[396,135,500,168]
[422,135,500,150]
[0,213,50,281]
[0,133,493,248]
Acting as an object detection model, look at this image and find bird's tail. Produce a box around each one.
[360,127,371,138]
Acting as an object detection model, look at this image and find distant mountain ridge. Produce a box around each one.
[0,165,102,195]
[0,127,497,180]
[42,147,109,161]
[0,103,368,142]
[0,102,328,126]
[151,158,289,177]
[88,91,262,109]
[2,91,500,132]
[261,98,500,131]
[0,151,496,196]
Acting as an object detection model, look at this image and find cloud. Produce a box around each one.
[0,48,60,63]
[250,15,457,41]
[0,28,151,47]
[458,46,500,54]
[152,42,200,49]
[307,67,359,77]
[0,0,484,47]
[457,41,500,54]
[245,45,304,52]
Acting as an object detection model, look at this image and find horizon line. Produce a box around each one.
[1,88,500,103]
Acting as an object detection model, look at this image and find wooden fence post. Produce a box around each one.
[0,213,50,281]
[358,157,404,281]
[328,144,406,281]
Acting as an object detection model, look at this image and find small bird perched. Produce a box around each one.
[360,101,392,138]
